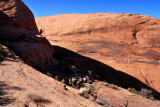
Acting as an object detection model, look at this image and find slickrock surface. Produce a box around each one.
[0,46,160,107]
[94,81,160,107]
[36,13,160,93]
[0,47,100,107]
[0,0,56,70]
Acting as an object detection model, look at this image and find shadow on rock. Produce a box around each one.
[0,81,24,106]
[52,45,160,100]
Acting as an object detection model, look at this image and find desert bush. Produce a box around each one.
[127,87,155,100]
[109,84,119,90]
[127,87,137,93]
[68,78,72,86]
[61,79,66,84]
[46,72,52,77]
[134,88,155,100]
[78,83,96,98]
[81,82,85,87]
[0,44,8,61]
[87,83,95,94]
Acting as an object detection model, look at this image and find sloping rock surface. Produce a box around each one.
[0,0,56,70]
[0,47,100,107]
[94,81,160,107]
[36,13,160,93]
[1,46,160,107]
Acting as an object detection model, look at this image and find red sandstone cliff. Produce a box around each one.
[36,13,160,93]
[0,0,160,106]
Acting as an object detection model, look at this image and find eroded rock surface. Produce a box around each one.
[0,0,56,70]
[0,0,38,32]
[36,13,160,93]
[0,46,160,107]
[0,47,100,107]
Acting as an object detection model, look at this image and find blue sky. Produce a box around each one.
[22,0,160,19]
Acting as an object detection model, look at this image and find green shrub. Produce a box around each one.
[127,87,137,92]
[88,83,95,93]
[69,78,72,86]
[46,72,52,77]
[61,79,66,84]
[82,82,85,87]
[127,87,132,92]
[109,84,119,90]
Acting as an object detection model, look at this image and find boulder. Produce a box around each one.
[0,0,56,71]
[0,0,38,32]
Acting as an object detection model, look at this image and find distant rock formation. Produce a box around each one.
[0,0,56,71]
[36,13,160,93]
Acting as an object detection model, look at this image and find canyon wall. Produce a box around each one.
[36,13,160,92]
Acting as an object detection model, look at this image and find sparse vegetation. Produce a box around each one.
[134,88,155,100]
[127,87,137,93]
[0,44,8,61]
[78,83,96,99]
[55,76,59,81]
[109,84,119,90]
[127,87,155,100]
[61,79,66,84]
[46,72,52,77]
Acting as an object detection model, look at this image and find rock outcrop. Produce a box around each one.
[36,13,160,93]
[0,0,38,32]
[0,0,56,71]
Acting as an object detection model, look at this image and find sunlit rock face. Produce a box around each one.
[0,0,56,71]
[36,13,160,93]
[0,0,38,32]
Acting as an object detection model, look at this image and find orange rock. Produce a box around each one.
[0,48,100,107]
[0,0,38,32]
[36,13,160,93]
[0,0,56,71]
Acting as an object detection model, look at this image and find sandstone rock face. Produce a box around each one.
[0,0,56,70]
[36,13,160,93]
[0,0,38,32]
